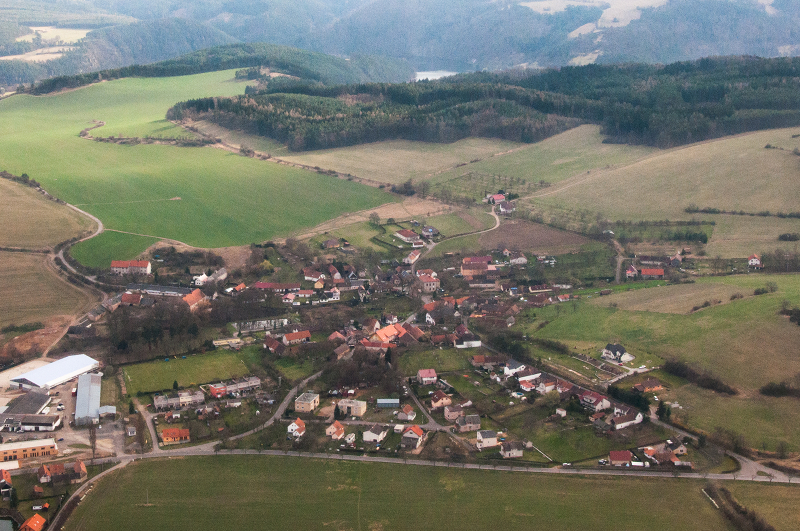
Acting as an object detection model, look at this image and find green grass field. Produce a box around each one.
[424,209,496,236]
[398,347,475,376]
[0,251,94,328]
[70,231,159,269]
[0,178,93,248]
[123,350,258,395]
[63,455,737,531]
[532,273,800,449]
[0,70,393,256]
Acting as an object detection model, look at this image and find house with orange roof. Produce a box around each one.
[110,260,151,275]
[288,418,306,437]
[182,288,207,312]
[430,390,451,410]
[326,420,345,440]
[394,229,420,243]
[120,292,142,306]
[418,274,440,293]
[20,514,46,531]
[161,428,190,445]
[401,425,425,449]
[0,468,11,496]
[403,250,421,265]
[283,330,311,345]
[640,268,665,279]
[748,254,763,269]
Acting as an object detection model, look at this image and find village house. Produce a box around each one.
[288,418,306,437]
[640,268,665,280]
[601,343,634,363]
[397,404,417,421]
[610,411,644,430]
[443,404,464,421]
[322,238,339,249]
[455,414,481,433]
[421,226,439,238]
[430,390,452,410]
[38,460,87,484]
[625,265,638,279]
[500,441,524,459]
[253,282,301,293]
[503,359,526,377]
[633,378,664,393]
[294,392,320,413]
[337,399,367,418]
[263,336,286,355]
[497,201,516,215]
[303,267,326,282]
[580,390,610,412]
[748,254,763,269]
[609,450,633,466]
[182,288,208,312]
[394,229,420,243]
[333,343,351,361]
[476,430,498,450]
[363,425,389,443]
[0,469,11,496]
[161,428,190,445]
[401,425,424,449]
[509,252,527,265]
[417,369,437,385]
[120,292,142,306]
[110,260,151,275]
[404,250,421,265]
[19,514,47,531]
[283,330,312,345]
[418,274,440,293]
[208,376,261,398]
[326,421,345,440]
[193,268,227,286]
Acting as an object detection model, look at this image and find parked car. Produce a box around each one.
[57,438,64,442]
[32,506,43,511]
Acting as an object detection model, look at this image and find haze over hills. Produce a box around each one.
[2,0,800,87]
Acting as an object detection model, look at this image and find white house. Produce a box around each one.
[417,369,437,385]
[288,418,306,437]
[748,254,762,269]
[476,430,498,451]
[610,411,644,430]
[503,360,526,377]
[363,425,389,443]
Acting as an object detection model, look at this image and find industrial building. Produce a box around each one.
[74,373,101,426]
[0,438,58,462]
[10,355,100,390]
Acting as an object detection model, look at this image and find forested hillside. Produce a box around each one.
[28,43,414,95]
[170,55,800,151]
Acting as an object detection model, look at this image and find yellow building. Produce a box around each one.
[0,438,58,462]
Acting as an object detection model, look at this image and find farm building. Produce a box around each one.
[376,398,400,409]
[4,391,51,415]
[110,260,151,275]
[74,374,101,426]
[0,414,61,432]
[10,355,100,390]
[337,399,367,417]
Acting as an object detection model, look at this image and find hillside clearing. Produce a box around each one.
[70,231,159,269]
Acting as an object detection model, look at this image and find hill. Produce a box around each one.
[171,55,800,152]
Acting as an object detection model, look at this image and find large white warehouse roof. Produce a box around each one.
[10,355,100,390]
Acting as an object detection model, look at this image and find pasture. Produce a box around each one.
[424,209,496,235]
[0,251,94,328]
[533,274,800,449]
[0,70,393,255]
[531,128,800,223]
[62,455,733,531]
[70,231,158,269]
[398,347,475,376]
[704,215,800,258]
[0,178,93,248]
[16,26,93,44]
[122,350,258,395]
[281,137,524,184]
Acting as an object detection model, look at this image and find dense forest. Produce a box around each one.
[170,55,800,151]
[26,42,414,94]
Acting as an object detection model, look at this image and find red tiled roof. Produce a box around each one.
[417,369,437,379]
[463,256,492,264]
[641,268,664,276]
[182,288,205,307]
[404,425,424,437]
[609,450,632,462]
[20,514,46,531]
[396,229,418,239]
[121,292,141,304]
[285,330,311,342]
[418,274,439,283]
[162,428,190,439]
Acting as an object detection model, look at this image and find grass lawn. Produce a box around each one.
[397,347,476,377]
[272,357,316,382]
[70,231,159,269]
[0,251,95,328]
[62,455,736,531]
[0,178,93,248]
[0,70,394,252]
[727,483,800,531]
[123,349,259,395]
[423,209,495,236]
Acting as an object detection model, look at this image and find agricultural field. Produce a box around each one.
[478,219,591,254]
[0,251,94,329]
[15,26,93,43]
[531,274,800,449]
[63,455,737,531]
[530,127,800,225]
[70,231,158,269]
[728,482,800,531]
[122,349,259,395]
[280,137,524,184]
[704,215,800,258]
[0,178,93,248]
[0,70,393,257]
[424,209,496,236]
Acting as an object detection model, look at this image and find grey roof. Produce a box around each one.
[478,430,496,438]
[11,355,99,389]
[506,359,524,370]
[4,391,51,415]
[75,373,101,423]
[126,284,194,296]
[99,405,117,415]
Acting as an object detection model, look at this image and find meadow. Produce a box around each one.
[0,251,94,329]
[70,231,158,269]
[62,455,736,531]
[397,347,476,376]
[530,128,800,223]
[0,70,393,259]
[122,349,259,395]
[0,178,93,248]
[531,273,800,449]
